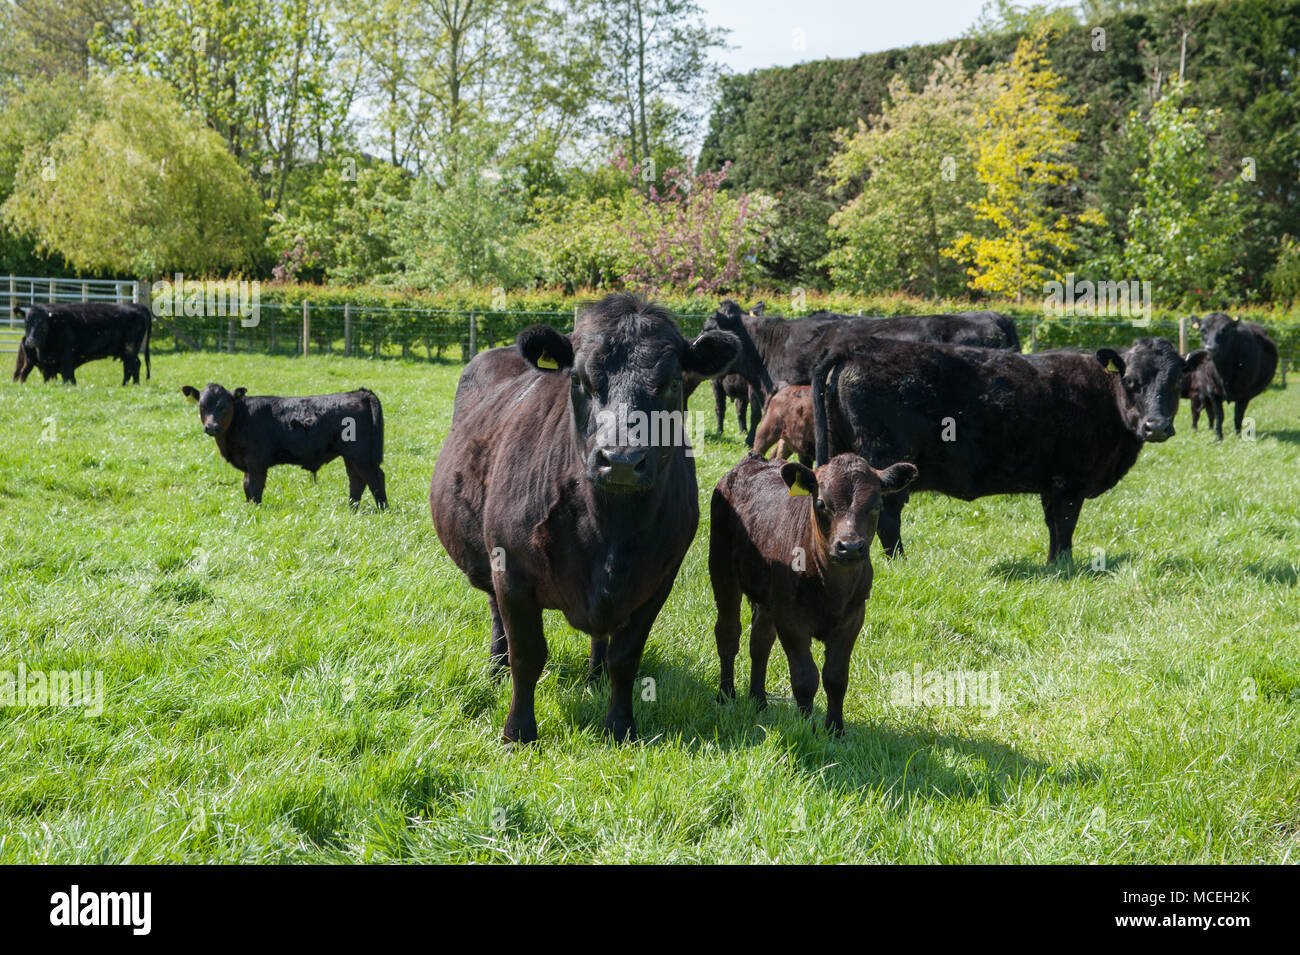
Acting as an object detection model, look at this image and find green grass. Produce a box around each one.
[1,350,1298,863]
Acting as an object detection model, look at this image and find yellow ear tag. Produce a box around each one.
[185,392,199,404]
[1106,360,1121,374]
[788,482,811,497]
[536,352,558,370]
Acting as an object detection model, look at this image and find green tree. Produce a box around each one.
[944,28,1102,300]
[2,75,264,275]
[1118,83,1242,305]
[824,49,992,297]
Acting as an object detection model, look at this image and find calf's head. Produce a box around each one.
[182,383,247,437]
[782,454,917,563]
[1096,338,1209,443]
[20,307,49,358]
[519,293,739,492]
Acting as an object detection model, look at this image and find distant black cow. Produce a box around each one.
[15,303,151,385]
[1193,314,1277,435]
[703,300,1021,440]
[1180,355,1227,440]
[182,383,386,507]
[813,338,1210,562]
[710,452,915,733]
[430,294,739,743]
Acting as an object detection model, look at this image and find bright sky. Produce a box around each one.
[703,0,994,71]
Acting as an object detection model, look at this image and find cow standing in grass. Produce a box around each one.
[14,303,151,385]
[710,453,916,734]
[1193,314,1277,436]
[812,338,1210,562]
[1180,356,1227,440]
[429,294,739,743]
[182,383,387,507]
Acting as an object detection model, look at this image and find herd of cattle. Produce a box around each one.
[10,295,1282,742]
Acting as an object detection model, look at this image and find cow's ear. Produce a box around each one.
[1190,316,1201,330]
[1233,316,1241,324]
[1096,348,1125,376]
[518,324,573,372]
[12,306,25,320]
[182,385,200,404]
[781,462,818,498]
[683,329,740,379]
[749,301,765,316]
[1183,348,1210,373]
[233,387,247,400]
[877,462,918,496]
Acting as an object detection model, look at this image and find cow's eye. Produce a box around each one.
[814,498,828,513]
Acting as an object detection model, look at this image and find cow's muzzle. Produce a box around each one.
[203,422,221,436]
[589,446,651,490]
[1141,418,1174,442]
[830,538,868,563]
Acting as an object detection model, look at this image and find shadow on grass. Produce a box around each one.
[553,647,1095,809]
[1267,429,1300,446]
[1242,561,1299,586]
[988,552,1130,582]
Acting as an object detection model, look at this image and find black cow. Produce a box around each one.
[703,300,1021,441]
[429,293,739,743]
[1193,314,1278,435]
[812,338,1210,562]
[1179,355,1227,440]
[11,340,54,383]
[181,383,387,507]
[15,303,152,385]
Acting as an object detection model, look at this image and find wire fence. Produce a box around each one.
[1,274,1292,384]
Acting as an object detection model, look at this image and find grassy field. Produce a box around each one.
[0,349,1297,863]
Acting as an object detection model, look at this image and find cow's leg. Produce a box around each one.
[713,379,727,434]
[243,469,267,504]
[735,395,747,434]
[746,394,761,448]
[877,491,908,558]
[776,625,819,717]
[1211,396,1224,441]
[710,500,742,701]
[1047,491,1084,562]
[497,588,546,744]
[60,359,76,385]
[747,604,777,709]
[344,460,366,505]
[367,466,387,509]
[604,568,677,742]
[1190,396,1201,430]
[1040,493,1059,561]
[820,631,857,736]
[1233,398,1249,435]
[586,636,607,686]
[487,592,508,679]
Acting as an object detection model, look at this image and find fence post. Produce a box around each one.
[227,317,236,354]
[1178,315,1187,356]
[48,279,56,303]
[469,313,477,355]
[269,306,277,354]
[8,277,14,326]
[302,301,310,356]
[344,303,352,357]
[1030,316,1038,353]
[137,279,150,312]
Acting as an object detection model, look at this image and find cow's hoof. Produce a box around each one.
[717,683,736,704]
[501,718,538,744]
[748,691,768,710]
[604,717,636,743]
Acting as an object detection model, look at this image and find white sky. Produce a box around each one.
[702,0,994,71]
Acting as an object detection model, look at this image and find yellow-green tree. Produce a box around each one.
[944,28,1102,300]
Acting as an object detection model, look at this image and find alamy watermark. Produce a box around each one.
[1043,273,1152,327]
[594,404,707,458]
[888,665,1002,715]
[151,272,260,327]
[0,664,104,717]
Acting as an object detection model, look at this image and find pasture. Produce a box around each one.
[0,350,1298,863]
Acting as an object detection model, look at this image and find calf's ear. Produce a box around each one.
[749,301,765,316]
[518,324,574,372]
[1183,349,1210,373]
[1190,316,1201,330]
[181,385,200,404]
[683,329,740,379]
[1095,348,1125,376]
[780,461,818,498]
[877,462,918,495]
[12,307,25,320]
[233,387,247,399]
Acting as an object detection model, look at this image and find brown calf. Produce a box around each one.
[753,384,814,466]
[709,452,916,734]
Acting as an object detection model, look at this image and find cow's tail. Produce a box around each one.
[811,357,838,468]
[362,388,384,467]
[144,311,152,380]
